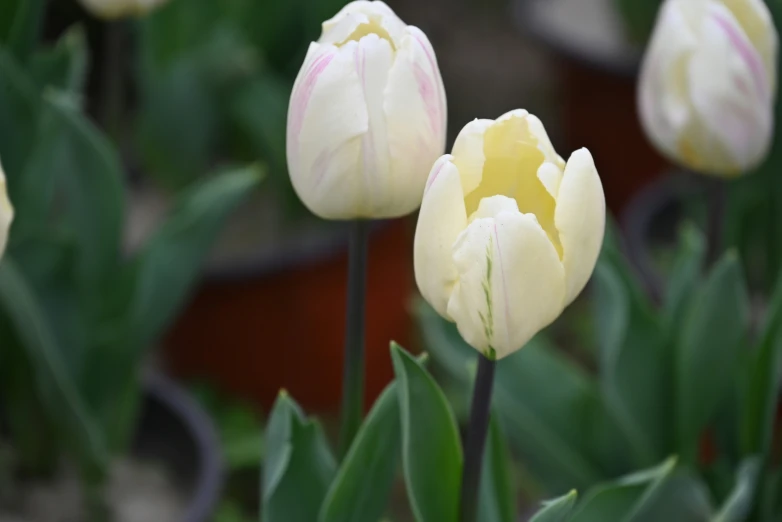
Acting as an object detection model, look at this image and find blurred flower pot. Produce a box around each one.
[0,372,222,522]
[513,0,669,214]
[621,173,703,300]
[141,185,415,414]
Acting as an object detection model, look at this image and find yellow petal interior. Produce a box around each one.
[462,116,563,258]
[336,17,395,49]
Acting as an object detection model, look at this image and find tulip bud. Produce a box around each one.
[1,162,14,259]
[286,0,447,219]
[78,0,168,19]
[638,0,779,176]
[414,110,605,360]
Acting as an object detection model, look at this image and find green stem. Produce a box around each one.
[706,178,727,265]
[101,20,125,141]
[459,354,497,522]
[337,220,370,459]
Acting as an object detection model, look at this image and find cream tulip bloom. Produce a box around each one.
[1,162,14,259]
[78,0,168,19]
[414,110,605,360]
[638,0,778,176]
[286,0,447,219]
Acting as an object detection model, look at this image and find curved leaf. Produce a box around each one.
[529,490,578,522]
[262,392,336,522]
[319,382,400,522]
[478,416,516,522]
[391,342,462,522]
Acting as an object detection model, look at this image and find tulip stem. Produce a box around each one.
[706,179,727,264]
[338,219,370,459]
[101,21,125,142]
[459,353,497,522]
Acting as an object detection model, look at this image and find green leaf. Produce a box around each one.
[391,342,462,522]
[28,26,88,95]
[478,416,516,522]
[741,269,782,456]
[0,258,108,477]
[0,50,39,178]
[663,223,706,333]
[676,253,749,463]
[570,458,676,522]
[593,256,668,467]
[131,164,262,347]
[319,381,400,522]
[416,299,611,491]
[713,458,761,522]
[625,469,713,522]
[13,90,125,296]
[2,0,45,61]
[529,491,578,522]
[262,392,336,522]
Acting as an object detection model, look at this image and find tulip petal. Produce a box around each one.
[446,199,565,359]
[414,157,467,317]
[321,0,407,48]
[722,0,779,90]
[382,27,447,216]
[287,42,369,219]
[554,149,605,306]
[527,113,566,170]
[687,4,774,171]
[0,163,13,257]
[450,118,494,196]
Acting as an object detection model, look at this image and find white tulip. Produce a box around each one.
[414,110,605,360]
[78,0,168,19]
[286,0,447,219]
[1,162,14,259]
[638,0,779,175]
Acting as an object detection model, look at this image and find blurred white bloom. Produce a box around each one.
[78,0,169,19]
[414,110,605,360]
[1,162,14,259]
[286,0,447,219]
[638,0,779,176]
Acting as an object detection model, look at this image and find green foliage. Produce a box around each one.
[0,40,260,499]
[417,220,782,521]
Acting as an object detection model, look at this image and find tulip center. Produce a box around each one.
[462,116,562,258]
[336,17,395,49]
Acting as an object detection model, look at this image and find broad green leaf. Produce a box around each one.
[714,458,761,522]
[13,90,125,296]
[593,257,668,467]
[0,50,39,178]
[741,270,782,457]
[416,299,611,491]
[319,382,400,522]
[676,253,749,463]
[625,469,713,522]
[570,458,676,522]
[0,259,108,476]
[28,26,88,95]
[391,342,462,522]
[262,392,336,522]
[529,491,578,522]
[478,416,516,522]
[663,223,706,332]
[131,165,262,347]
[2,0,44,61]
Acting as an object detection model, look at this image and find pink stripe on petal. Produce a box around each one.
[493,222,512,350]
[412,33,444,136]
[414,62,441,138]
[424,159,447,193]
[289,51,337,146]
[712,12,768,99]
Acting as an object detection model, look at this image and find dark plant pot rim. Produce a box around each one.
[620,172,702,300]
[143,371,224,522]
[511,0,643,78]
[204,218,394,283]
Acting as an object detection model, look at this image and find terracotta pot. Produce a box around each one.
[163,219,415,414]
[513,0,669,214]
